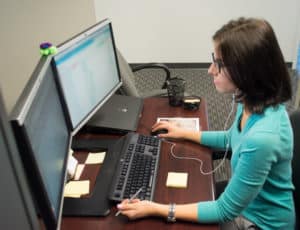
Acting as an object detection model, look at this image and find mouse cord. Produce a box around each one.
[162,95,235,175]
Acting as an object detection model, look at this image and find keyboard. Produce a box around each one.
[109,132,161,202]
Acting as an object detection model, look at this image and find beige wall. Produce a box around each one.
[95,0,299,64]
[0,0,96,112]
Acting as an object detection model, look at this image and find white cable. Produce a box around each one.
[163,94,236,175]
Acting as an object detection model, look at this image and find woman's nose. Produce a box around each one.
[208,63,217,76]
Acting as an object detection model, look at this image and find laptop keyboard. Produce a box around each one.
[109,133,161,201]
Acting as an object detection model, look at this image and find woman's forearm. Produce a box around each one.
[182,129,202,144]
[150,202,199,222]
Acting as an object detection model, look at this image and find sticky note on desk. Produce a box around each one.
[74,164,85,180]
[85,152,106,164]
[64,180,90,197]
[166,172,188,188]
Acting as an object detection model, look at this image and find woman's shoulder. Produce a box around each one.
[245,105,292,149]
[253,104,289,128]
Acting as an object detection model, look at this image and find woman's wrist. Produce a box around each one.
[149,202,169,218]
[182,129,201,143]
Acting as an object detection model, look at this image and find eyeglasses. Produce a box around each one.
[212,53,225,73]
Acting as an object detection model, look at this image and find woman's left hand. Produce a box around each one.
[116,199,155,220]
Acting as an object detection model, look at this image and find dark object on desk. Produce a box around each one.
[151,128,168,136]
[71,138,117,152]
[183,96,201,111]
[84,94,143,134]
[166,77,186,106]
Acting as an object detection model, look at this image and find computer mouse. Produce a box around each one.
[151,128,168,136]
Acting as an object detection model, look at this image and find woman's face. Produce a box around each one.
[208,46,237,94]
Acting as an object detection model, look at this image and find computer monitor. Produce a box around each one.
[10,56,71,230]
[52,19,122,134]
[0,90,39,230]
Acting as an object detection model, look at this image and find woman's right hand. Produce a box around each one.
[152,121,202,143]
[151,121,189,139]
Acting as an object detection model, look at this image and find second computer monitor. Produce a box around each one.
[52,19,122,134]
[10,55,71,230]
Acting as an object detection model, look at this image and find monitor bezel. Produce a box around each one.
[0,89,39,230]
[10,55,71,230]
[52,18,123,135]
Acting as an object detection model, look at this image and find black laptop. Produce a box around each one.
[84,94,143,134]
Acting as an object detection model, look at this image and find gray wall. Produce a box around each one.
[0,0,96,112]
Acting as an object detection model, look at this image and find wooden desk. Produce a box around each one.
[61,97,220,230]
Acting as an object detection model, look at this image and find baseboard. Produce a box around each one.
[130,62,211,68]
[130,62,293,69]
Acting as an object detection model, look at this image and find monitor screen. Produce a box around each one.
[10,56,70,230]
[52,19,122,134]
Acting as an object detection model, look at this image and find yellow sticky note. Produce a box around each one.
[74,164,85,180]
[166,172,188,188]
[64,180,90,197]
[85,152,106,164]
[64,194,81,198]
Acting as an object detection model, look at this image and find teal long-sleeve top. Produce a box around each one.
[197,103,295,229]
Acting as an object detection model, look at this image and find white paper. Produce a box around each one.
[157,117,200,131]
[67,154,78,179]
[74,164,85,180]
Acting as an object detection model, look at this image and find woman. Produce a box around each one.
[117,17,295,229]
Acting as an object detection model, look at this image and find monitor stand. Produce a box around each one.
[63,137,124,216]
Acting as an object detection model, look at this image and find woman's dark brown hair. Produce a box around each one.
[213,17,292,113]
